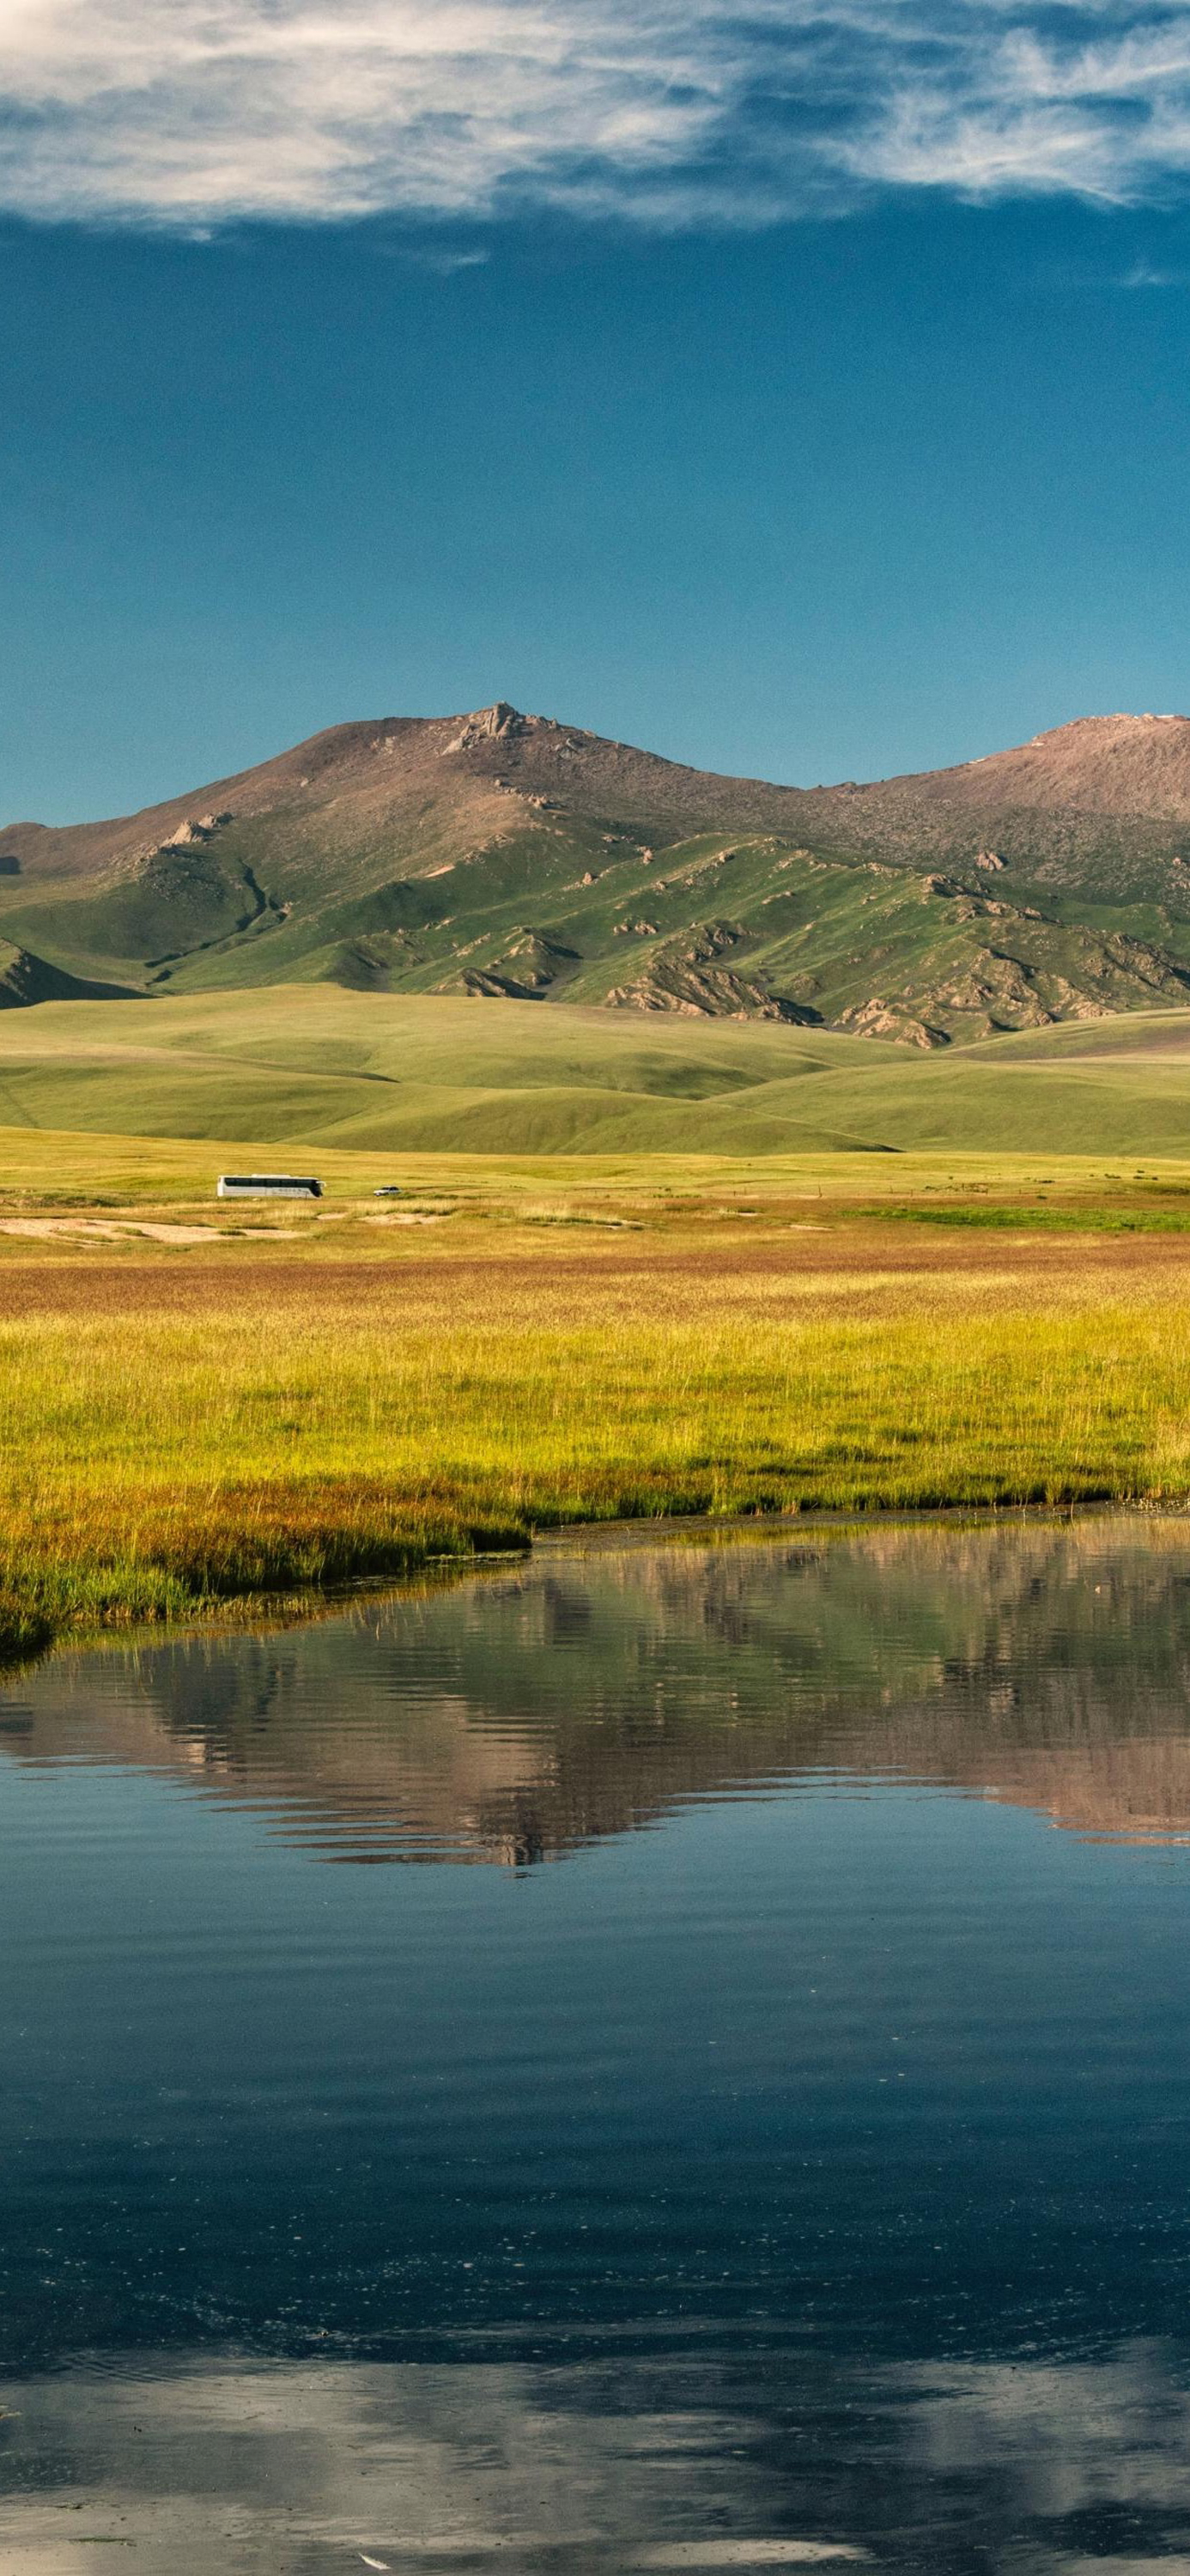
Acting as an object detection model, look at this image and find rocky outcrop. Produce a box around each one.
[929,952,1058,1030]
[608,961,821,1023]
[458,929,581,999]
[832,997,950,1048]
[156,811,233,854]
[445,703,532,754]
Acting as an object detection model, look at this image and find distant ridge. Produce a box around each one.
[5,704,1190,1045]
[884,712,1190,819]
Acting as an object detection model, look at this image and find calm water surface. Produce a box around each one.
[3,1516,1190,2570]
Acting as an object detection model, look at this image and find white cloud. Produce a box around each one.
[2,0,1190,228]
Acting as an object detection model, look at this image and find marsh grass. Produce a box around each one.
[874,1202,1190,1233]
[4,1211,1190,1657]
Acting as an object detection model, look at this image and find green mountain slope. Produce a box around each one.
[0,940,139,1010]
[7,703,1190,1046]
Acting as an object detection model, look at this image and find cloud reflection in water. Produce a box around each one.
[4,2342,1190,2572]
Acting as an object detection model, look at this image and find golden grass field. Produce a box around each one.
[4,1122,1190,1658]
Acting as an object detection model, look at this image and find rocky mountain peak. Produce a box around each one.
[444,702,532,753]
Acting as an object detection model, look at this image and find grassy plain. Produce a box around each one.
[4,983,1190,1156]
[4,1119,1190,1658]
[4,987,1190,1658]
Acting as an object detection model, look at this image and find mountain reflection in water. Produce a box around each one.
[5,1516,1190,1859]
[6,1520,1190,2569]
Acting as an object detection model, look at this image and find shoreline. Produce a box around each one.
[7,1489,1190,1676]
[6,1157,1190,1671]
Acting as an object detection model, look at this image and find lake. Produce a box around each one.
[3,1514,1190,2571]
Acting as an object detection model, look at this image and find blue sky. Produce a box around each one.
[3,0,1190,820]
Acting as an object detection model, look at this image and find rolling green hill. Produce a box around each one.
[7,702,1190,1050]
[3,984,1190,1159]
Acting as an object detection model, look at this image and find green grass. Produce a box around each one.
[0,1117,1186,1213]
[872,1201,1190,1231]
[3,986,1190,1157]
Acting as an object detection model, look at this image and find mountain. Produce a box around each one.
[883,711,1190,819]
[6,703,1190,1046]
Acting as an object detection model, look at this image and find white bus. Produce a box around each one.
[216,1173,323,1200]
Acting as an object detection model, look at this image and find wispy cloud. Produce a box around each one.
[1120,256,1188,283]
[3,0,1190,229]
